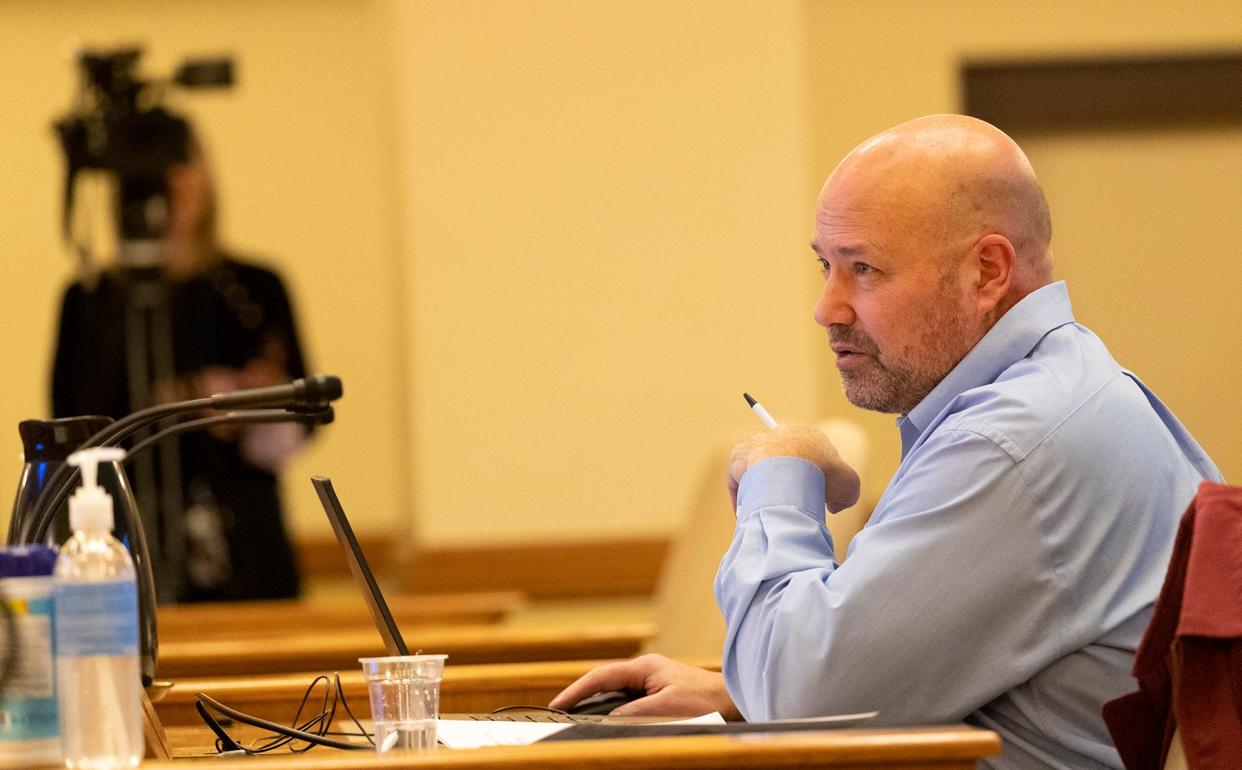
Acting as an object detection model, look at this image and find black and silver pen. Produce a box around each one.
[742,392,778,429]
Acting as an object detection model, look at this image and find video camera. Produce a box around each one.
[54,47,233,263]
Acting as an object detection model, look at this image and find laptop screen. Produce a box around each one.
[311,476,409,656]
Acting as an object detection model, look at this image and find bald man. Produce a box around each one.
[552,116,1222,769]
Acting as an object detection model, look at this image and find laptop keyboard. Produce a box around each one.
[459,713,607,723]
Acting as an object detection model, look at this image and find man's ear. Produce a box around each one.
[970,233,1015,313]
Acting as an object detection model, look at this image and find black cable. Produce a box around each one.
[194,700,242,752]
[125,408,330,461]
[196,694,364,752]
[194,672,373,754]
[331,672,372,742]
[264,673,336,753]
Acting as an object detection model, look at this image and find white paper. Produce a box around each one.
[650,712,727,726]
[435,720,572,748]
[436,711,727,749]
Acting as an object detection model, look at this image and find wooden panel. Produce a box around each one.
[153,623,653,678]
[157,591,526,639]
[297,532,398,578]
[147,726,1000,769]
[963,53,1242,130]
[299,534,669,600]
[401,538,670,599]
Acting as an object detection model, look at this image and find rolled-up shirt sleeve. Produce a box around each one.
[714,429,1075,726]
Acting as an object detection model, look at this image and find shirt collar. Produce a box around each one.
[898,281,1077,456]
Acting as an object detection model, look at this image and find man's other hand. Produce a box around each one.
[549,654,740,719]
[728,424,861,513]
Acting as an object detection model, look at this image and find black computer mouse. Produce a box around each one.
[566,687,646,715]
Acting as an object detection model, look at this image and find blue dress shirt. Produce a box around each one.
[715,282,1222,769]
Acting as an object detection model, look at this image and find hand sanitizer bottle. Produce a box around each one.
[53,447,142,768]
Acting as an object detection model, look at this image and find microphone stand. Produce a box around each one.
[11,376,341,686]
[125,407,333,460]
[19,375,342,545]
[35,407,335,530]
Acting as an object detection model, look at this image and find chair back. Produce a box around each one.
[1103,482,1242,770]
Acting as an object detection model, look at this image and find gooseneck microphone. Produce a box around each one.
[80,374,342,452]
[27,407,335,546]
[19,375,343,545]
[125,407,334,460]
[11,375,342,687]
[205,374,343,411]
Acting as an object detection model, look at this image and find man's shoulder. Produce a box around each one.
[936,323,1136,462]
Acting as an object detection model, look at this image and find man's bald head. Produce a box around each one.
[824,115,1053,293]
[812,116,1056,413]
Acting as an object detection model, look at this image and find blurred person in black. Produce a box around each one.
[50,134,308,602]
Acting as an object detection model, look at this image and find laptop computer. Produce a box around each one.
[311,475,642,723]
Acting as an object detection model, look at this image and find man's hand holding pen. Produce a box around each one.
[732,395,860,514]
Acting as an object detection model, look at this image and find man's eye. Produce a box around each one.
[854,263,875,275]
[816,258,830,274]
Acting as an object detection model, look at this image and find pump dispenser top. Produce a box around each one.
[66,447,126,533]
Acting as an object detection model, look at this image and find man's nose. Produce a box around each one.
[813,276,855,328]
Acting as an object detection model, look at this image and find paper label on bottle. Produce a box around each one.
[0,586,60,742]
[53,579,139,658]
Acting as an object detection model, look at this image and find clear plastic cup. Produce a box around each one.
[358,654,447,753]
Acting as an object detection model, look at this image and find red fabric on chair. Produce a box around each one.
[1103,481,1242,770]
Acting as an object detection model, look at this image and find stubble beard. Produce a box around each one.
[833,284,977,415]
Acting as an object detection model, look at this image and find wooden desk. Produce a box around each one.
[156,659,630,726]
[152,662,999,768]
[157,591,526,639]
[154,623,653,679]
[147,726,1001,769]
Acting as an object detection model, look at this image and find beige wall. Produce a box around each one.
[389,0,817,545]
[1,1,1238,558]
[806,0,1242,511]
